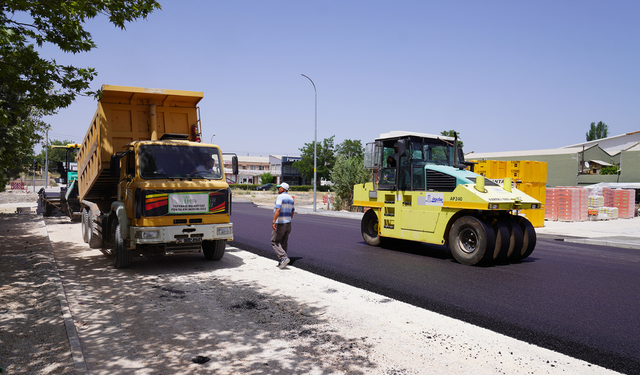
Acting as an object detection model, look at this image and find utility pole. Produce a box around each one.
[44,130,49,188]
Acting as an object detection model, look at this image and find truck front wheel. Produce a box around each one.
[203,240,225,260]
[361,209,381,246]
[449,216,494,266]
[112,222,132,268]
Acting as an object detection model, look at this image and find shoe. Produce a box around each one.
[278,257,290,269]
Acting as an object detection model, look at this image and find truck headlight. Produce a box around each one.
[217,226,232,235]
[531,204,540,209]
[135,230,159,239]
[489,204,499,210]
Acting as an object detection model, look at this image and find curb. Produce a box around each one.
[40,217,89,374]
[553,237,640,250]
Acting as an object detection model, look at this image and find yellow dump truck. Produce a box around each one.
[70,85,237,268]
[353,131,542,266]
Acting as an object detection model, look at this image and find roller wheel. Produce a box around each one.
[361,209,382,246]
[505,216,524,261]
[112,222,132,269]
[518,217,537,259]
[203,240,225,261]
[449,216,495,266]
[81,208,89,243]
[490,218,510,262]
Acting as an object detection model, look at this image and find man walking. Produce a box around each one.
[271,182,294,269]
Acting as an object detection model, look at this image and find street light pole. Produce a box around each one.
[301,74,317,212]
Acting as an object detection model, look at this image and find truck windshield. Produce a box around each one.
[139,144,223,180]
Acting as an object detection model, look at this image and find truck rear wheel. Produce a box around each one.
[81,208,89,243]
[203,240,225,260]
[518,217,537,260]
[88,214,103,249]
[449,216,494,266]
[112,222,132,268]
[361,209,381,246]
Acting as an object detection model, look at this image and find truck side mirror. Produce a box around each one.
[110,154,121,178]
[232,155,238,175]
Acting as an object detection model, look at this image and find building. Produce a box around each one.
[269,155,306,185]
[466,131,640,187]
[223,154,306,185]
[224,155,269,184]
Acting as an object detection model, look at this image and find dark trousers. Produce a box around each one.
[271,222,291,261]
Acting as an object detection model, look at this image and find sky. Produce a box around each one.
[39,0,640,157]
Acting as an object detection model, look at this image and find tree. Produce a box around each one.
[336,139,364,158]
[330,155,370,211]
[600,165,619,175]
[259,172,274,184]
[586,121,609,141]
[0,0,161,190]
[293,136,336,185]
[440,130,464,148]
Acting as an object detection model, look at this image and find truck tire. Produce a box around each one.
[361,209,381,246]
[43,199,53,217]
[88,214,103,249]
[449,216,494,266]
[112,222,132,268]
[203,240,225,261]
[518,217,537,260]
[505,216,524,261]
[81,208,89,243]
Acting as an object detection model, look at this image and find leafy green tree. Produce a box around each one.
[600,165,619,175]
[586,121,609,141]
[259,172,274,184]
[0,0,161,190]
[330,155,370,211]
[336,139,364,158]
[1,105,47,183]
[440,130,464,148]
[293,136,336,185]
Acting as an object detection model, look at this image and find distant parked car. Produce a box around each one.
[256,183,274,191]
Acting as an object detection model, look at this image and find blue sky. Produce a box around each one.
[41,0,640,157]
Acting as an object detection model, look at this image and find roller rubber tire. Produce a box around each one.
[518,217,537,259]
[490,218,510,261]
[361,209,382,246]
[505,216,524,261]
[449,216,495,266]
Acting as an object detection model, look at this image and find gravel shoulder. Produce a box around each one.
[0,191,621,374]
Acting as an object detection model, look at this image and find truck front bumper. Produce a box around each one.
[129,223,233,245]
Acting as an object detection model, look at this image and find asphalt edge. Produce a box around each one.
[553,236,640,250]
[39,216,89,374]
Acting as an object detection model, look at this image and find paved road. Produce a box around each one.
[230,201,640,375]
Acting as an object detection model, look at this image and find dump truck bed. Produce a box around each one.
[76,85,204,202]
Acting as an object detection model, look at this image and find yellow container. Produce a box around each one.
[521,160,547,184]
[518,182,546,228]
[469,160,507,179]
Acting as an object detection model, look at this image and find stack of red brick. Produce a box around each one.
[545,186,636,221]
[614,189,635,219]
